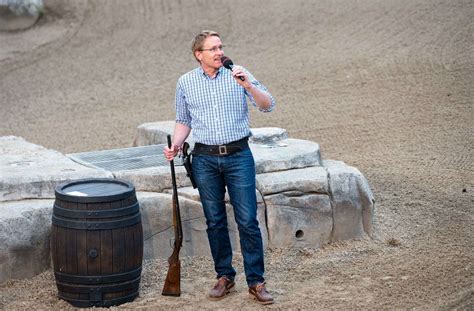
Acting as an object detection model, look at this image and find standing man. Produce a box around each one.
[164,30,275,305]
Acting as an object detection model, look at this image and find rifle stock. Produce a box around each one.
[162,135,183,297]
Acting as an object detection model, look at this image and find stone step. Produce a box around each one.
[0,136,112,202]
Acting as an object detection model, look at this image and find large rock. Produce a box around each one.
[257,167,332,248]
[323,160,375,240]
[0,198,53,284]
[258,161,375,247]
[0,136,112,202]
[0,0,43,31]
[138,189,267,259]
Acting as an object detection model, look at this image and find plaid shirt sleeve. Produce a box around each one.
[175,80,192,128]
[243,68,276,112]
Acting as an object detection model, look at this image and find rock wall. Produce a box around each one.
[0,125,374,284]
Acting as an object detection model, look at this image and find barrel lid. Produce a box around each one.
[55,178,135,203]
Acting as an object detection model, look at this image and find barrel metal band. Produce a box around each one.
[56,277,140,294]
[58,292,139,308]
[55,267,142,285]
[52,213,141,230]
[53,202,139,219]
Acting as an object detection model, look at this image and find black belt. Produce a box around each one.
[193,137,249,156]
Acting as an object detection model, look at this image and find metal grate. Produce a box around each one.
[67,144,182,172]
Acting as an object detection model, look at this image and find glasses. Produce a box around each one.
[199,45,225,53]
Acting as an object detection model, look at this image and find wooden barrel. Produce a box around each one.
[51,178,143,308]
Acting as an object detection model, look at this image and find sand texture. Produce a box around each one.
[0,0,472,309]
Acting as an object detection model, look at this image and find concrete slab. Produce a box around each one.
[251,138,322,173]
[0,136,112,202]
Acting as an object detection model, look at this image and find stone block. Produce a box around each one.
[265,192,333,248]
[249,127,288,144]
[0,136,112,202]
[251,138,322,173]
[323,160,375,240]
[256,166,328,195]
[0,199,53,284]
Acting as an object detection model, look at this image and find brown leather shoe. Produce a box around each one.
[208,276,235,301]
[249,282,274,305]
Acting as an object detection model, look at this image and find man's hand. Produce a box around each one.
[232,65,273,111]
[231,65,252,89]
[164,144,180,161]
[164,123,192,161]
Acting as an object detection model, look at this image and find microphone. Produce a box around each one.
[221,56,245,81]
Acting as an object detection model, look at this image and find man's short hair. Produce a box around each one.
[192,30,220,62]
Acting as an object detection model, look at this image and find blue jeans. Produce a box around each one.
[192,148,265,286]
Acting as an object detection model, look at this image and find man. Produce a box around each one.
[164,30,275,305]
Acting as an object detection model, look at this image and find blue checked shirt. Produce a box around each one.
[175,66,275,145]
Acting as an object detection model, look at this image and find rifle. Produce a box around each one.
[162,135,183,297]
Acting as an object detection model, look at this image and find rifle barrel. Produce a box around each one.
[167,135,183,239]
[162,134,183,296]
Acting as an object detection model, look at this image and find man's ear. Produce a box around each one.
[195,51,202,62]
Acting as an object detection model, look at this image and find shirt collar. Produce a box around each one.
[198,66,224,79]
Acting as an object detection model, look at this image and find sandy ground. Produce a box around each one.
[0,0,473,309]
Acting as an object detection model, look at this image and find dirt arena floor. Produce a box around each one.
[1,0,472,309]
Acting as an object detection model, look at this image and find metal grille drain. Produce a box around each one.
[67,144,181,172]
